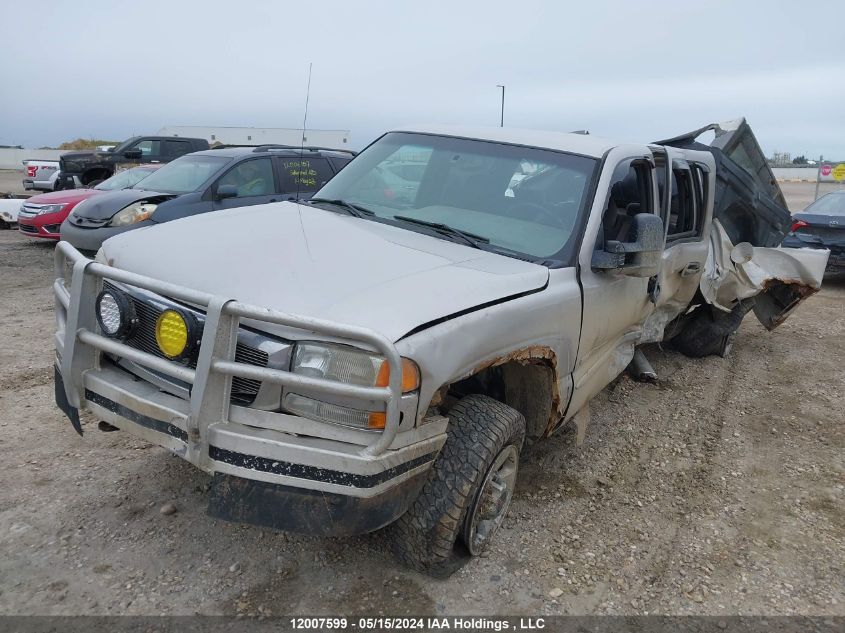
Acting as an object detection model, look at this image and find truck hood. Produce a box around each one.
[72,189,175,221]
[100,202,550,342]
[59,150,110,167]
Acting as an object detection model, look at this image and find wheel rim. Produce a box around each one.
[463,444,519,556]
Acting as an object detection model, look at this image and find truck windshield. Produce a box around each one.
[132,155,230,194]
[314,132,597,261]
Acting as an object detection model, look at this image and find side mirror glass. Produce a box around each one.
[592,213,665,277]
[216,184,238,200]
[123,149,143,160]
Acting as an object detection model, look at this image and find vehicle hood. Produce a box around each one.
[26,188,99,205]
[59,150,107,165]
[100,202,550,341]
[72,189,175,220]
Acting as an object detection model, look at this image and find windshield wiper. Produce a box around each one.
[392,216,490,248]
[309,198,375,218]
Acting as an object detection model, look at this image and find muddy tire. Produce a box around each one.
[390,394,525,577]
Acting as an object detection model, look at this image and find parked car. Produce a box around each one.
[17,165,160,240]
[53,122,826,575]
[22,159,61,191]
[58,135,209,189]
[782,190,845,273]
[60,145,354,252]
[0,197,23,228]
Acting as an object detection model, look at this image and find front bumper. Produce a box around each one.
[59,219,144,253]
[53,242,447,535]
[18,217,62,239]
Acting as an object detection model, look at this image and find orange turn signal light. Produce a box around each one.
[367,412,387,429]
[369,358,420,429]
[375,357,420,393]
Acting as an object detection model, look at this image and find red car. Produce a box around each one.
[18,165,161,240]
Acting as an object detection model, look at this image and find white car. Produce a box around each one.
[0,198,22,228]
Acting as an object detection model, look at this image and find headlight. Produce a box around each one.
[95,289,137,339]
[109,201,158,227]
[154,309,197,360]
[285,342,420,429]
[37,203,67,215]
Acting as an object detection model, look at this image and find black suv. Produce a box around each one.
[60,145,355,252]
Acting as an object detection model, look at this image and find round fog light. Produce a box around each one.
[155,309,196,359]
[95,290,136,339]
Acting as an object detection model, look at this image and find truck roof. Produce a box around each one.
[393,124,620,159]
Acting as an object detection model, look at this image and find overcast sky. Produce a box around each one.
[1,0,842,157]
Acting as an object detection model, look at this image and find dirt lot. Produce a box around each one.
[0,183,842,616]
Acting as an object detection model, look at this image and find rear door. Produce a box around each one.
[211,157,280,211]
[640,147,715,342]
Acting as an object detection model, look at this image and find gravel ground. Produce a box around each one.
[0,184,842,616]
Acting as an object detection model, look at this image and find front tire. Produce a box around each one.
[390,394,525,576]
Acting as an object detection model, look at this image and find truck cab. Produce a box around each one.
[52,124,828,576]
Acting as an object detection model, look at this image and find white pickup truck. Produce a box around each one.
[22,159,61,192]
[53,120,827,575]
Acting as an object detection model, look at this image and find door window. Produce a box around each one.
[666,167,699,239]
[279,157,335,192]
[216,158,275,197]
[598,158,654,246]
[165,140,192,157]
[131,139,161,157]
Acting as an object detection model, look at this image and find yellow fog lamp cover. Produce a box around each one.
[155,309,195,359]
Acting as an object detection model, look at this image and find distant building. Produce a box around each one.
[157,126,350,149]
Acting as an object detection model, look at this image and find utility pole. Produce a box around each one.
[814,154,823,202]
[496,85,505,127]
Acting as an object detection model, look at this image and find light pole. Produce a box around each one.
[496,85,505,127]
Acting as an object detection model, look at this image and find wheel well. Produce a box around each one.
[445,356,560,441]
[81,168,112,186]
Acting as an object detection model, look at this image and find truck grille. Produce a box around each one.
[104,282,268,405]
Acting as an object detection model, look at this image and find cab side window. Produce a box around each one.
[131,139,161,157]
[656,162,705,241]
[164,140,192,158]
[667,167,700,240]
[217,158,275,197]
[598,158,654,247]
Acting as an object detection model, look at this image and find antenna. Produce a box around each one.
[295,62,313,201]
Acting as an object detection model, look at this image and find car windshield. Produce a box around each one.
[131,155,230,194]
[314,132,597,260]
[805,192,845,216]
[94,167,157,191]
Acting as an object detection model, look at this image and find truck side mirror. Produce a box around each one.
[216,184,238,200]
[591,213,665,278]
[123,149,143,160]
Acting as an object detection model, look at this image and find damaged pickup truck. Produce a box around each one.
[52,120,828,575]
